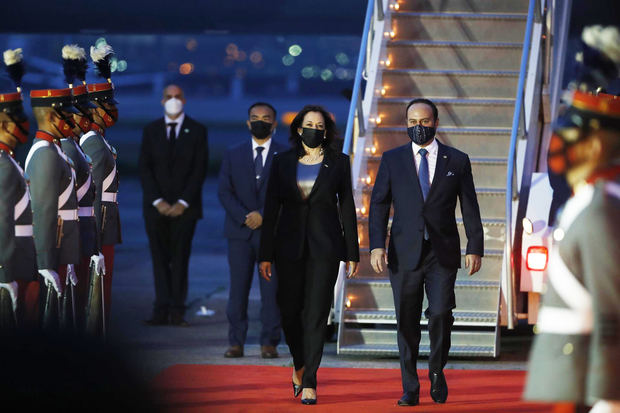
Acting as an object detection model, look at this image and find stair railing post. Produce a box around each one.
[505,0,537,330]
[343,0,374,156]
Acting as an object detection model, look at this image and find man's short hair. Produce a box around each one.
[248,102,277,120]
[405,98,438,121]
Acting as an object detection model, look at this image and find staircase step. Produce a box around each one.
[398,0,529,14]
[364,154,508,189]
[338,330,497,357]
[344,278,500,313]
[371,127,512,157]
[353,247,504,282]
[343,309,497,326]
[392,12,527,43]
[381,69,518,99]
[377,98,515,128]
[386,41,522,71]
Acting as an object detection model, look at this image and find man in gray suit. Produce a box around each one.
[25,86,81,330]
[0,50,38,329]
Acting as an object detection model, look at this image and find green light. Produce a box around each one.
[335,52,349,65]
[282,55,295,66]
[110,56,118,72]
[301,66,314,78]
[288,44,302,57]
[321,69,333,81]
[117,60,128,72]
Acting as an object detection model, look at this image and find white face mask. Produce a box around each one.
[164,97,184,116]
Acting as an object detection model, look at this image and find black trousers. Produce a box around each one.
[389,240,457,394]
[275,250,340,389]
[226,231,281,347]
[144,210,197,317]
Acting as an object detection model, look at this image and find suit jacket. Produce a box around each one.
[0,152,37,282]
[258,148,359,263]
[26,136,80,269]
[81,130,122,246]
[218,139,287,240]
[139,115,208,220]
[61,138,98,257]
[369,141,483,271]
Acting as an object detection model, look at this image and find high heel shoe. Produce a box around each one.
[301,389,317,405]
[292,381,302,398]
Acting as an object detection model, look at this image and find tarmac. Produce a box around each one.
[109,177,535,382]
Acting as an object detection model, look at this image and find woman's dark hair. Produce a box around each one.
[289,104,342,158]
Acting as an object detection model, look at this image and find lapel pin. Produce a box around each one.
[443,155,447,159]
[184,128,190,133]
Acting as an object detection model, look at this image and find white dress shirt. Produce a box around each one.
[252,137,271,168]
[153,112,188,208]
[411,137,439,184]
[165,112,185,139]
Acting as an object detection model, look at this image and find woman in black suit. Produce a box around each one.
[259,105,359,405]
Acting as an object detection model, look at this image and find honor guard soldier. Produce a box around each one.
[525,91,620,413]
[0,48,38,330]
[25,81,80,331]
[79,42,121,334]
[61,44,104,331]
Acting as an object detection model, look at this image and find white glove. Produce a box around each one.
[590,400,620,413]
[38,269,62,295]
[0,281,18,312]
[67,264,78,287]
[90,253,106,276]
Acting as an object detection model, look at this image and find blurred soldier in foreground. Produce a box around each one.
[61,44,104,332]
[25,83,80,331]
[525,90,620,413]
[80,43,121,335]
[0,48,38,330]
[526,25,620,413]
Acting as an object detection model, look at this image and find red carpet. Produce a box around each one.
[152,364,553,412]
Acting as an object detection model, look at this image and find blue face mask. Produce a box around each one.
[407,124,436,145]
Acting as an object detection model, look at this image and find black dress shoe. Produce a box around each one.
[143,315,168,326]
[397,392,419,406]
[170,316,190,327]
[430,371,448,403]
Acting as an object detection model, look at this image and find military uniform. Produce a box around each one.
[25,88,80,329]
[0,142,38,327]
[61,83,100,330]
[81,81,121,326]
[0,49,40,329]
[525,91,620,407]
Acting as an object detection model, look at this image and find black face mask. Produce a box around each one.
[407,124,436,145]
[250,120,273,140]
[300,127,324,148]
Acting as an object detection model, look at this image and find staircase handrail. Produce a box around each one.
[343,0,375,155]
[504,0,537,330]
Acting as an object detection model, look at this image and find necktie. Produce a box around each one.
[168,122,177,148]
[168,122,177,168]
[255,146,265,187]
[418,148,430,239]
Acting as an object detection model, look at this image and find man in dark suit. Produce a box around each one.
[369,98,483,406]
[139,84,208,326]
[218,102,286,359]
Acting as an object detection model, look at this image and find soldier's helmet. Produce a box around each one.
[1,48,29,143]
[548,91,620,175]
[88,43,118,106]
